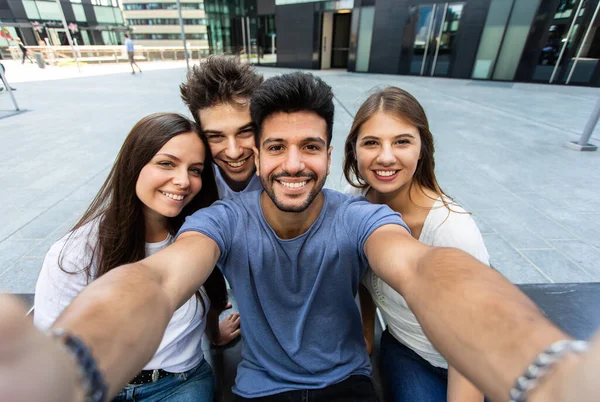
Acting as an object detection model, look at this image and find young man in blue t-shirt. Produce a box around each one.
[0,73,587,402]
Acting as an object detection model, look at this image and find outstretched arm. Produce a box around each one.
[53,231,219,397]
[364,224,569,402]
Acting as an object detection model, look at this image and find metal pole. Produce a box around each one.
[420,4,437,76]
[430,2,448,76]
[565,95,599,151]
[0,64,19,111]
[550,0,584,83]
[246,16,251,62]
[566,0,600,84]
[578,96,600,146]
[175,0,190,71]
[241,17,247,58]
[54,0,80,72]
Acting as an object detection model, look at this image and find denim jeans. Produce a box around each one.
[380,330,448,402]
[112,359,214,402]
[233,375,379,402]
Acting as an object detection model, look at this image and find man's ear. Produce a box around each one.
[327,146,333,176]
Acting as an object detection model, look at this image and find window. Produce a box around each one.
[72,4,87,22]
[123,3,204,11]
[131,33,208,40]
[127,18,206,25]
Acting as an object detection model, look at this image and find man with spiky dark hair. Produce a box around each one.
[180,56,264,200]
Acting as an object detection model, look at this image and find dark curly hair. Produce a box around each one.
[180,55,264,125]
[250,72,334,147]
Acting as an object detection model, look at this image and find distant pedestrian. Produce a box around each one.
[124,34,142,74]
[17,38,33,64]
[0,62,16,92]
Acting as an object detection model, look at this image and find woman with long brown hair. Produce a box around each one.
[34,112,240,402]
[344,88,489,402]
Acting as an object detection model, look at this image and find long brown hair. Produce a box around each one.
[343,87,452,208]
[60,112,227,312]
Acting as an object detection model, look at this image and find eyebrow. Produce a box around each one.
[262,136,327,146]
[155,153,204,166]
[203,121,254,135]
[359,133,415,141]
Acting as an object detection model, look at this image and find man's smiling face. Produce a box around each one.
[255,110,332,213]
[199,101,256,191]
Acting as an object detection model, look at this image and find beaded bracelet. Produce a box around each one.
[509,339,589,402]
[49,329,108,402]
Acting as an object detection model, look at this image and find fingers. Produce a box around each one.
[230,328,241,339]
[226,312,240,322]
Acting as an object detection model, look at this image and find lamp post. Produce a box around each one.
[54,0,80,72]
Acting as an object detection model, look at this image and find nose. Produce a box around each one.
[172,168,190,189]
[376,143,395,166]
[282,146,305,175]
[224,137,243,160]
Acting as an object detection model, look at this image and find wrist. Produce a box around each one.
[511,340,588,402]
[49,329,108,402]
[527,354,581,402]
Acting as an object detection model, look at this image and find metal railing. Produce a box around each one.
[6,45,210,65]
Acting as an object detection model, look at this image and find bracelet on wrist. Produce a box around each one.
[509,339,588,402]
[49,329,108,402]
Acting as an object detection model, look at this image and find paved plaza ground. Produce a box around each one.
[1,59,600,293]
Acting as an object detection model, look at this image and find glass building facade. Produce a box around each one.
[121,0,208,47]
[203,0,276,64]
[0,0,127,53]
[265,0,600,86]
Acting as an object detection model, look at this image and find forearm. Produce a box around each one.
[53,262,175,398]
[398,247,567,401]
[447,365,483,402]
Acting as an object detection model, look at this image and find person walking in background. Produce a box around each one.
[125,34,142,74]
[17,38,33,64]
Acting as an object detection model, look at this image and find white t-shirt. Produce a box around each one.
[213,163,262,200]
[34,219,209,373]
[346,185,490,369]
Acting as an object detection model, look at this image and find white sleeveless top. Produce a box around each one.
[34,219,209,372]
[346,185,490,368]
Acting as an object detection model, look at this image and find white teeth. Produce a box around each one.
[280,181,307,189]
[161,191,184,201]
[227,159,246,168]
[375,170,397,177]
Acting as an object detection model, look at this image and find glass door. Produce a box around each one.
[565,0,600,84]
[532,0,589,83]
[409,2,465,76]
[409,4,440,75]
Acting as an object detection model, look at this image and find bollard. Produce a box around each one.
[34,52,45,69]
[565,96,599,152]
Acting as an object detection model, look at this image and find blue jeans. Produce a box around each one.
[112,359,214,402]
[380,330,448,402]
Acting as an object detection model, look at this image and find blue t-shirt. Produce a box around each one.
[125,38,134,52]
[178,189,408,397]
